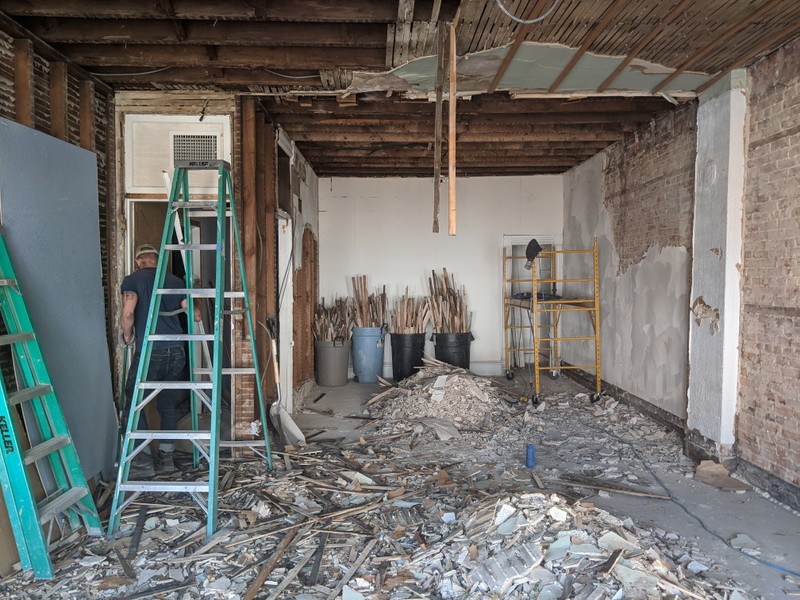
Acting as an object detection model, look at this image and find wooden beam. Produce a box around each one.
[487,0,549,93]
[284,130,626,143]
[79,80,95,150]
[49,61,69,140]
[696,21,800,94]
[433,21,445,234]
[652,0,783,93]
[273,111,657,126]
[1,0,406,22]
[58,44,386,70]
[597,0,694,93]
[548,0,628,93]
[447,20,456,237]
[21,18,387,48]
[92,67,323,86]
[13,39,34,127]
[263,96,673,115]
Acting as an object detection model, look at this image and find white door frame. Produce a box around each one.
[277,211,294,413]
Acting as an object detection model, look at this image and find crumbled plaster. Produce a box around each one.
[691,296,720,335]
[348,42,711,98]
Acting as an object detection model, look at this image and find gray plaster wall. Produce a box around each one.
[562,154,690,418]
[0,117,116,480]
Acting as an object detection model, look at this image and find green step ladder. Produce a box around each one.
[108,160,272,539]
[0,234,103,579]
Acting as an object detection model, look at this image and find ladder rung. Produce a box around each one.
[38,488,87,524]
[194,367,256,376]
[138,381,213,390]
[0,332,34,346]
[225,292,245,299]
[171,201,225,210]
[224,309,248,315]
[164,244,217,251]
[0,278,17,286]
[8,384,53,406]
[24,435,69,465]
[175,159,230,171]
[120,481,209,494]
[147,334,214,341]
[128,430,212,440]
[156,288,216,297]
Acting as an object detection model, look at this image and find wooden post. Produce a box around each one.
[447,21,457,236]
[49,62,69,140]
[242,96,257,342]
[79,80,95,150]
[13,39,34,127]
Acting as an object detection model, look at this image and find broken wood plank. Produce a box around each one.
[127,506,148,560]
[325,538,379,600]
[306,531,329,586]
[599,549,623,575]
[266,546,316,599]
[242,519,311,600]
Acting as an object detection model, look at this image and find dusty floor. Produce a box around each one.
[0,363,798,599]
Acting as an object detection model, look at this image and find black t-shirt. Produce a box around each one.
[120,267,186,353]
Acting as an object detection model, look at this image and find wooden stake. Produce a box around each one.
[433,21,445,233]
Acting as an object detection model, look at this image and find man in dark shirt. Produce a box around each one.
[121,243,199,477]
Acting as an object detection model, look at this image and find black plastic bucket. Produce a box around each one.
[390,332,425,382]
[432,332,474,369]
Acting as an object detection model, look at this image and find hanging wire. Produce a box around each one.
[495,0,562,24]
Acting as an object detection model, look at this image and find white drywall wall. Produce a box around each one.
[318,176,563,375]
[562,154,690,418]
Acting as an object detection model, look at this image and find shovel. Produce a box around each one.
[265,324,305,447]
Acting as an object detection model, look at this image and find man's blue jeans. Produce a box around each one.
[125,345,186,432]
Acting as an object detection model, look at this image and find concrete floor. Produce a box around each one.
[294,369,800,599]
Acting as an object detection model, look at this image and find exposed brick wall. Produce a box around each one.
[738,36,800,488]
[602,103,697,273]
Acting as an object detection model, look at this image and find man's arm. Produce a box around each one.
[181,299,203,322]
[121,291,138,344]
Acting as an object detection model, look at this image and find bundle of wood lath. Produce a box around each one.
[390,288,431,334]
[312,297,353,341]
[351,275,387,328]
[428,268,472,333]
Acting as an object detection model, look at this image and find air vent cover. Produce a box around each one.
[173,134,218,163]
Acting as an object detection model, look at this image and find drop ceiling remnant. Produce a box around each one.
[350,42,711,98]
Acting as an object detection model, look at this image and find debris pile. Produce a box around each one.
[0,364,758,599]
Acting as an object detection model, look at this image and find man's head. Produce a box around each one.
[134,243,159,268]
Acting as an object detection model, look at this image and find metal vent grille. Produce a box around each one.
[173,134,218,163]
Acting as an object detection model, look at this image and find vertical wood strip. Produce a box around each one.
[13,39,34,127]
[433,21,445,233]
[447,21,457,237]
[49,61,68,140]
[79,80,95,150]
[242,97,257,349]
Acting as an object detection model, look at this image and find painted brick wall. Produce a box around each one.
[603,103,697,272]
[738,36,800,488]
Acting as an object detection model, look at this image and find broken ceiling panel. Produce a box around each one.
[348,42,712,98]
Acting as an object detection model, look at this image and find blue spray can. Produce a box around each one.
[526,443,536,468]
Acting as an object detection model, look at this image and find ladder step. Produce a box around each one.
[38,488,87,524]
[171,201,225,210]
[0,332,34,346]
[147,334,214,342]
[223,309,248,315]
[138,381,213,390]
[194,367,256,376]
[8,384,53,406]
[128,430,212,441]
[120,481,209,494]
[164,244,217,251]
[24,436,69,465]
[157,288,216,297]
[0,278,17,286]
[175,159,230,171]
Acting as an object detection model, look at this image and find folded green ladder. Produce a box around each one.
[108,160,272,540]
[0,234,103,579]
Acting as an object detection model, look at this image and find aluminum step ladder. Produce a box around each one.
[0,234,103,579]
[108,160,272,539]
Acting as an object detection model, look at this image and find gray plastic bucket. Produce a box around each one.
[352,326,386,383]
[315,337,350,386]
